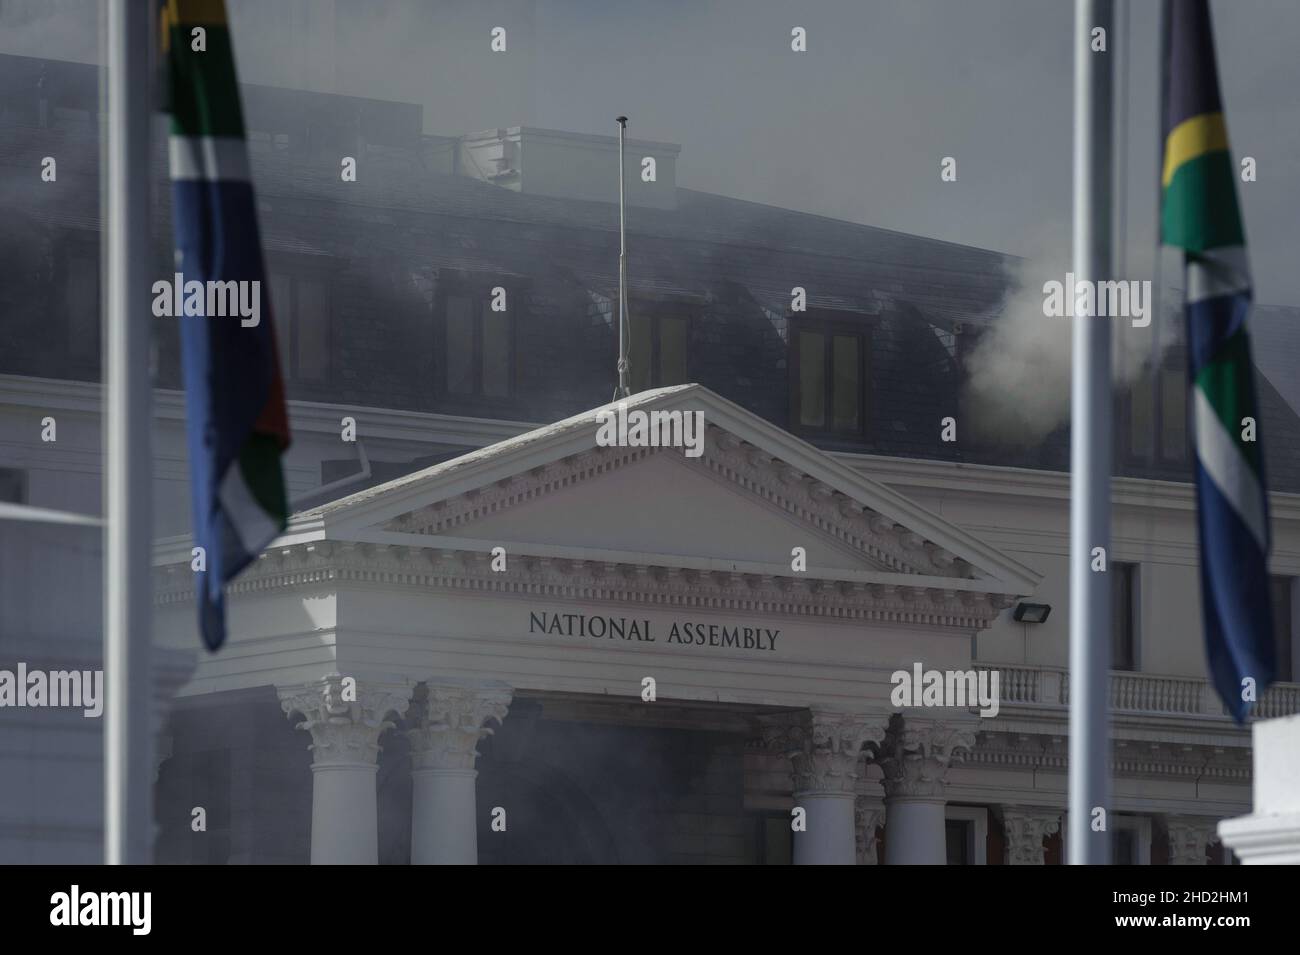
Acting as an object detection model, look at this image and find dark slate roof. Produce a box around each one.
[4,54,1300,494]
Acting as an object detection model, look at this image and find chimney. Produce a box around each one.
[458,126,680,209]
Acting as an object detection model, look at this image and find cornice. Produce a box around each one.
[841,450,1300,523]
[153,539,1011,629]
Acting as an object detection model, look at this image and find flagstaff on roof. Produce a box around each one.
[614,115,631,400]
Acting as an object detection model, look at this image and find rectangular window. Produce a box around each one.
[1126,354,1188,466]
[945,819,973,865]
[832,334,861,432]
[438,281,516,399]
[1129,376,1155,459]
[755,813,793,865]
[269,269,331,383]
[65,246,100,369]
[798,330,825,428]
[1114,828,1136,865]
[629,308,690,393]
[791,316,868,439]
[1112,561,1139,672]
[1271,575,1295,682]
[1160,366,1187,462]
[0,468,26,504]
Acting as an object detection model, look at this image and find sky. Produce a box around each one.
[2,0,1297,305]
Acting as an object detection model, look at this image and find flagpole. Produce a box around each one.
[614,115,630,400]
[1068,0,1114,865]
[104,0,155,865]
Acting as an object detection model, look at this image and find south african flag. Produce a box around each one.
[162,0,290,651]
[1162,0,1274,721]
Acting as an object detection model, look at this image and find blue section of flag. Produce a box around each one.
[172,179,282,651]
[1192,454,1276,721]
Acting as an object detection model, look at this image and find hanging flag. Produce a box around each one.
[1162,0,1274,721]
[161,0,290,651]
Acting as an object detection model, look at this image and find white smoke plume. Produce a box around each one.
[961,233,1172,448]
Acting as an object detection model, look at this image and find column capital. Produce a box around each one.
[408,681,513,772]
[868,714,975,800]
[760,708,884,796]
[999,805,1061,864]
[1164,814,1217,865]
[279,673,412,769]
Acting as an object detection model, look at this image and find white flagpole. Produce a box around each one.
[1068,0,1115,864]
[614,115,630,400]
[104,0,155,865]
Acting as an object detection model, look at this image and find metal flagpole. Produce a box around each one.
[1068,0,1115,865]
[614,115,631,399]
[104,0,155,865]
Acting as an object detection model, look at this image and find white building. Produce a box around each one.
[4,375,1298,864]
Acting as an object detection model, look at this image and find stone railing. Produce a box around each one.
[977,664,1300,722]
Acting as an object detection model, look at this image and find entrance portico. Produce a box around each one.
[154,385,1039,864]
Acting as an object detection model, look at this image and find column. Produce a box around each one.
[869,714,974,865]
[1220,713,1300,863]
[763,708,882,865]
[408,681,512,865]
[279,674,411,865]
[855,796,886,865]
[1000,805,1061,865]
[1164,814,1217,865]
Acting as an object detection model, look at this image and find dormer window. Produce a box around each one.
[790,313,869,439]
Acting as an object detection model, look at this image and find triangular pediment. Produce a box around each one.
[299,385,1040,597]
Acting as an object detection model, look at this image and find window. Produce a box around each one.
[790,315,868,438]
[629,308,689,393]
[0,468,26,504]
[61,242,100,370]
[270,270,331,382]
[753,812,793,865]
[946,819,972,865]
[1112,561,1139,672]
[945,806,987,864]
[439,282,516,399]
[1126,355,1187,466]
[1271,575,1296,682]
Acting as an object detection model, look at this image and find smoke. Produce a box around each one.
[961,230,1169,448]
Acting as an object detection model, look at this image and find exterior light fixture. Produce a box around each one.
[1013,602,1051,624]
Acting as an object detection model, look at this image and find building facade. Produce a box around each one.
[3,55,1300,863]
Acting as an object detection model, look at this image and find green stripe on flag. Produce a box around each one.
[1194,328,1264,478]
[1161,150,1244,253]
[167,25,246,139]
[237,433,289,526]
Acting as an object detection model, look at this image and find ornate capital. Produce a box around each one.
[407,681,513,772]
[761,708,883,796]
[1164,814,1217,865]
[868,714,975,800]
[279,674,412,769]
[1000,805,1061,864]
[855,796,886,865]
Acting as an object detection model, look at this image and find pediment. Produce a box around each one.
[302,385,1040,598]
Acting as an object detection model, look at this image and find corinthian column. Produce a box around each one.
[868,715,974,865]
[1000,805,1061,864]
[408,681,512,865]
[763,708,883,865]
[279,674,411,865]
[1164,814,1216,865]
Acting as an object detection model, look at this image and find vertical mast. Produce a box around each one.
[103,0,155,865]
